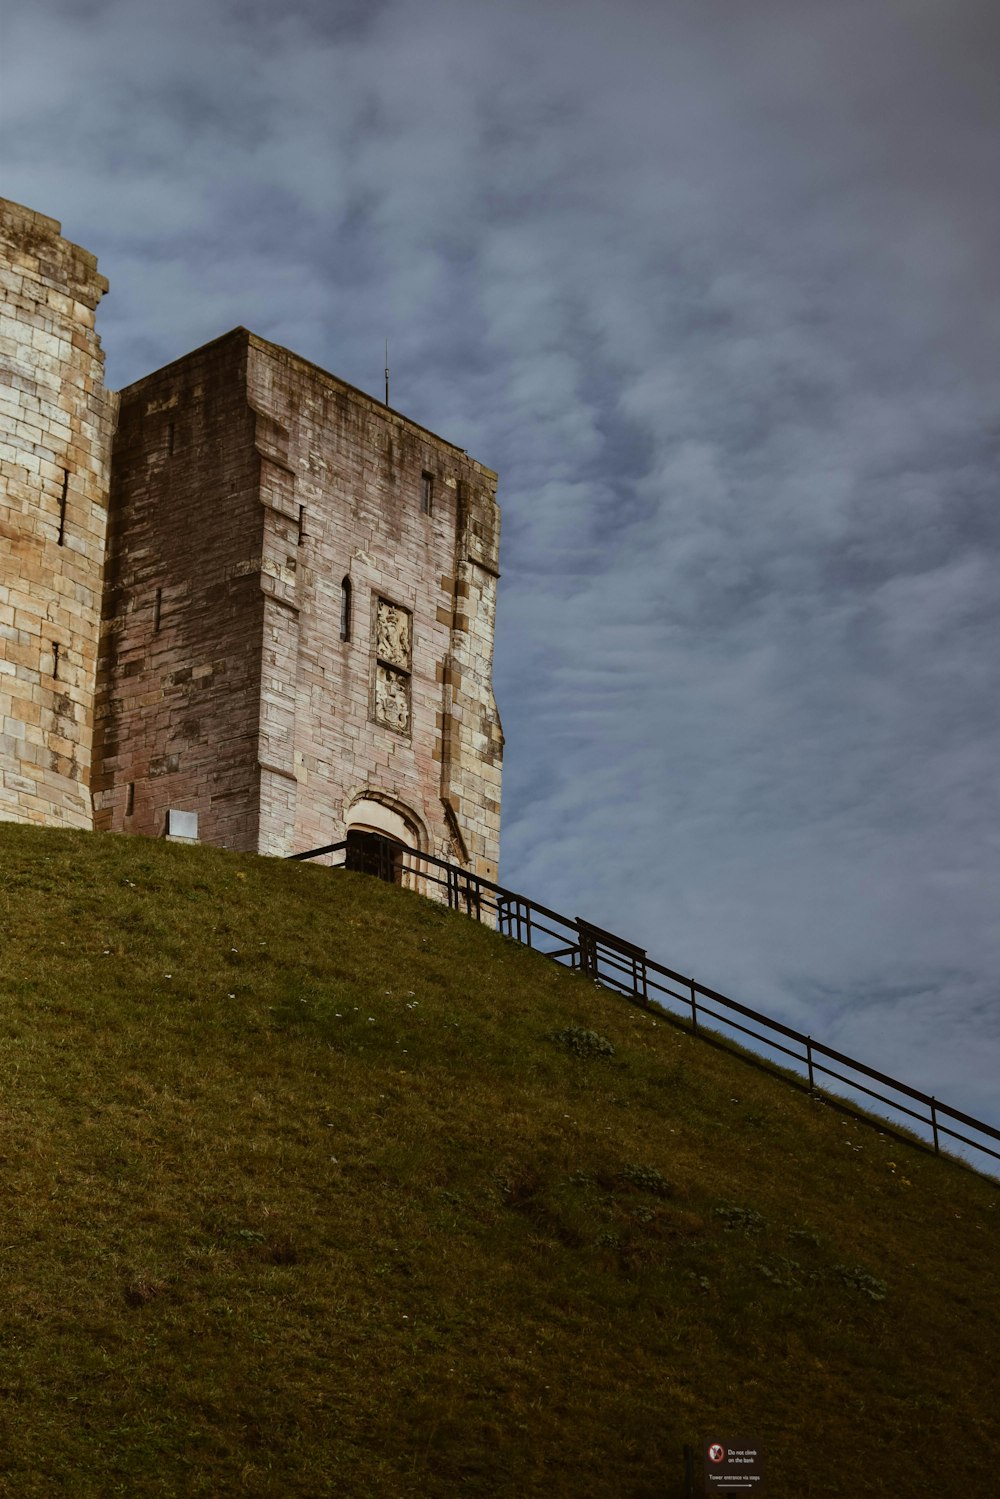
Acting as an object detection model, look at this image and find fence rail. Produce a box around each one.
[290,837,1000,1178]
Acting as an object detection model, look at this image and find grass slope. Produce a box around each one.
[0,824,997,1498]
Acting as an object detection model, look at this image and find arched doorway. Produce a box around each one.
[344,795,423,886]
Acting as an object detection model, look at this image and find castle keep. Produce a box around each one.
[0,200,503,878]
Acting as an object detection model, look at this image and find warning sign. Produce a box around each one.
[703,1439,763,1492]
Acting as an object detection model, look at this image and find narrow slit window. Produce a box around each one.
[57,471,68,545]
[297,505,306,544]
[51,641,60,680]
[153,587,163,632]
[421,471,433,514]
[167,421,175,456]
[125,782,135,817]
[340,576,352,642]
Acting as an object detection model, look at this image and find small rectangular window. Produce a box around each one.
[421,472,434,514]
[125,782,135,817]
[298,505,306,544]
[153,587,163,632]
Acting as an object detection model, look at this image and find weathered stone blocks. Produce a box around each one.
[0,199,116,829]
[2,201,503,875]
[95,329,502,874]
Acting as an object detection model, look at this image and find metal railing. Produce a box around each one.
[290,836,1000,1179]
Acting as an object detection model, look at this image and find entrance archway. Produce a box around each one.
[344,794,424,887]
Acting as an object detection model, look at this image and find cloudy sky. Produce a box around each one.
[3,0,999,1138]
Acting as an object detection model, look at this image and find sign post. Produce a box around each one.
[703,1439,764,1494]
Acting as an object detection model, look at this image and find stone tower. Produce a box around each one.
[92,329,503,876]
[0,200,117,828]
[0,200,503,873]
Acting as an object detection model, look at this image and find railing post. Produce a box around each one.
[577,921,596,978]
[690,980,698,1032]
[635,953,648,1003]
[807,1037,815,1093]
[931,1098,939,1154]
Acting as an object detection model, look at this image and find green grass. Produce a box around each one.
[0,823,997,1498]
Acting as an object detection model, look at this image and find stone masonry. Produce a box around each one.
[1,199,503,875]
[90,329,503,875]
[92,332,265,852]
[0,200,117,829]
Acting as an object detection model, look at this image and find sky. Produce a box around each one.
[2,0,999,1139]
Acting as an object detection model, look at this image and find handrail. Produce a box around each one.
[290,836,1000,1178]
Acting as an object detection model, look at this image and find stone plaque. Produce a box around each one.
[376,599,411,668]
[375,663,410,732]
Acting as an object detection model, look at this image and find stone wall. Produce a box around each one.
[94,328,503,873]
[0,198,116,829]
[93,332,264,848]
[1,200,503,864]
[439,475,504,881]
[246,333,502,875]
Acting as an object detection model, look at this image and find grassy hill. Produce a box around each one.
[0,824,996,1498]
